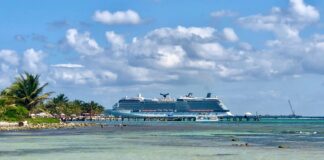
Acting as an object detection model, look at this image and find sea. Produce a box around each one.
[1,119,324,160]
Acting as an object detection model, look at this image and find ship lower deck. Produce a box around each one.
[107,109,232,118]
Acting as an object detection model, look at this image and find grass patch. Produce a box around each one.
[0,117,22,122]
[27,117,60,124]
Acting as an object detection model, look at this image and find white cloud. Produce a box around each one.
[57,20,324,85]
[125,66,151,82]
[106,31,125,48]
[187,60,216,69]
[238,42,253,50]
[193,43,226,60]
[23,48,47,73]
[0,49,19,65]
[0,62,18,88]
[155,45,185,68]
[125,66,178,82]
[238,0,319,41]
[238,14,301,41]
[105,31,127,55]
[147,26,215,40]
[300,38,324,73]
[93,10,141,25]
[129,37,159,57]
[1,63,10,72]
[258,90,280,98]
[49,14,324,87]
[52,69,98,85]
[239,15,278,31]
[124,26,222,72]
[216,65,244,80]
[101,71,118,81]
[210,10,237,18]
[289,0,320,22]
[0,73,13,88]
[51,67,117,85]
[66,28,103,56]
[266,39,282,47]
[125,26,225,72]
[51,63,84,68]
[222,28,239,42]
[113,26,251,81]
[315,42,324,51]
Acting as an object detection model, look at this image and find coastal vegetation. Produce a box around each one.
[26,117,60,124]
[0,72,104,123]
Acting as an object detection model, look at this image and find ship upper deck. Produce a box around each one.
[118,93,222,103]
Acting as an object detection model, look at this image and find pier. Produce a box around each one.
[66,115,262,122]
[66,116,197,122]
[219,115,261,122]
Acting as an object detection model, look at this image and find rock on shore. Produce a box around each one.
[0,122,97,131]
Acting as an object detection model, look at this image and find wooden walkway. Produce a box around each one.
[66,115,261,122]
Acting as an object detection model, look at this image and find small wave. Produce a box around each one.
[281,130,318,135]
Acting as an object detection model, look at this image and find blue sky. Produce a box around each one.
[1,0,324,115]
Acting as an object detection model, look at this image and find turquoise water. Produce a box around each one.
[1,119,324,160]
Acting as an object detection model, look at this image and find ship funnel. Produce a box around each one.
[206,93,211,98]
[160,93,169,98]
[186,93,193,97]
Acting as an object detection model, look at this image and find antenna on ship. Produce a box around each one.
[288,99,296,117]
[160,93,169,99]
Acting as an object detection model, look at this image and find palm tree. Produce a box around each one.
[67,100,83,116]
[53,94,69,104]
[79,101,104,120]
[0,98,6,116]
[2,72,52,111]
[46,94,69,115]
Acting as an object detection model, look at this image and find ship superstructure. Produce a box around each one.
[108,93,232,120]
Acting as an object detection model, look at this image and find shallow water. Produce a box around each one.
[1,119,324,160]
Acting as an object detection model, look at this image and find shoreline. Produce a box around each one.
[0,122,97,131]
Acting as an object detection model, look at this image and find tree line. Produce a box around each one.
[0,72,104,121]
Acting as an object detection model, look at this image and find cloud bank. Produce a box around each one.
[93,10,142,25]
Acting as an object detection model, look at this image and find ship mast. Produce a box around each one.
[288,100,296,117]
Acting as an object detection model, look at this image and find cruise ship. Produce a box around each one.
[108,93,232,121]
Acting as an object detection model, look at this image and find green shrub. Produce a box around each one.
[2,105,29,121]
